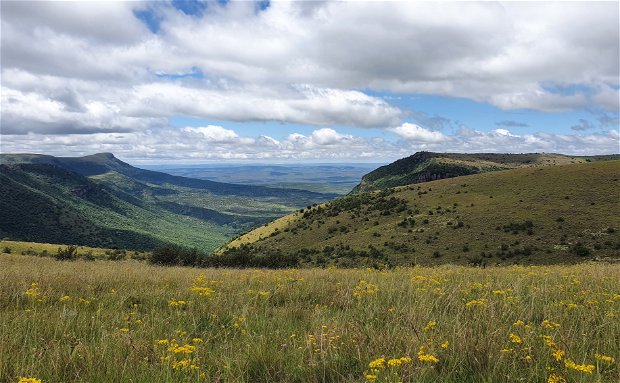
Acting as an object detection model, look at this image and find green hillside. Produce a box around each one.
[353,152,620,193]
[0,153,336,251]
[222,160,620,267]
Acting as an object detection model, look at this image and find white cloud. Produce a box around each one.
[310,128,352,146]
[183,125,239,143]
[1,1,618,161]
[388,123,448,143]
[493,129,520,137]
[1,1,618,129]
[3,126,615,163]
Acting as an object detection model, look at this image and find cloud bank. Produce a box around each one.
[1,1,618,161]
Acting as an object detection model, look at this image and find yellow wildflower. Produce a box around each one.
[170,344,196,354]
[417,346,439,363]
[189,286,215,297]
[441,340,449,349]
[551,349,565,361]
[594,353,615,364]
[18,378,42,383]
[547,373,566,383]
[509,333,522,344]
[465,299,485,307]
[500,349,513,353]
[59,295,70,302]
[368,357,385,369]
[387,358,403,367]
[353,280,379,299]
[513,320,525,326]
[365,374,377,382]
[119,328,129,333]
[423,320,436,331]
[156,339,169,345]
[192,338,203,344]
[542,320,561,329]
[172,358,191,370]
[564,359,595,373]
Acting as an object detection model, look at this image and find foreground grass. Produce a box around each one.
[1,255,618,383]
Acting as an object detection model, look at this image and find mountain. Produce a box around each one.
[220,160,620,267]
[352,152,620,193]
[0,153,336,251]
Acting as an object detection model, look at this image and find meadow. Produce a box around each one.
[1,254,618,383]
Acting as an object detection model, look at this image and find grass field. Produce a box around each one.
[1,254,618,382]
[0,240,149,260]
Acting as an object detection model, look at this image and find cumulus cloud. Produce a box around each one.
[2,1,618,120]
[183,125,239,143]
[388,123,448,143]
[1,1,619,160]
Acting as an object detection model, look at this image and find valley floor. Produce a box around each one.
[1,254,618,382]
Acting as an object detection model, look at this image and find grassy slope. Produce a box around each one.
[0,164,233,251]
[1,254,618,382]
[0,240,149,259]
[354,152,620,192]
[226,161,620,266]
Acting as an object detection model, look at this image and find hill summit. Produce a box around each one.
[352,151,619,192]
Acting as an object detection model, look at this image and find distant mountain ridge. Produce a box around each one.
[0,153,336,250]
[0,153,337,198]
[352,151,620,192]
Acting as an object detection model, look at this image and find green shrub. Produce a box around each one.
[56,245,78,261]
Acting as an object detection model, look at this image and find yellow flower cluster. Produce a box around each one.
[547,373,567,383]
[423,320,436,332]
[365,355,412,382]
[541,320,561,330]
[18,378,42,383]
[353,280,379,299]
[155,332,203,373]
[189,274,217,297]
[24,283,46,303]
[387,356,412,367]
[465,299,485,308]
[564,358,595,374]
[417,345,439,363]
[509,333,522,344]
[189,286,215,297]
[168,299,188,307]
[594,353,615,364]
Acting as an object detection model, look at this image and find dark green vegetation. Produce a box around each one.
[353,151,620,192]
[0,153,335,251]
[145,163,379,194]
[223,160,620,267]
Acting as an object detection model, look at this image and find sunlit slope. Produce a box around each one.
[224,161,620,266]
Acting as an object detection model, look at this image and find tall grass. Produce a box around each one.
[1,254,618,382]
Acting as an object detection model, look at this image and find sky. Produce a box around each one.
[1,0,619,164]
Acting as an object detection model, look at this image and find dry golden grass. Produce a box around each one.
[1,254,618,382]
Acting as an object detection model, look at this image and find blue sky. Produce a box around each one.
[1,1,618,163]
